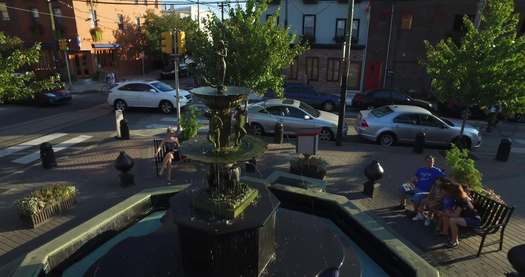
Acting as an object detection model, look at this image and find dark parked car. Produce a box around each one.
[34,86,72,106]
[351,89,434,111]
[266,83,340,112]
[436,100,487,120]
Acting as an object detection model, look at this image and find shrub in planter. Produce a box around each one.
[445,145,482,192]
[290,154,328,179]
[179,107,200,142]
[15,184,77,227]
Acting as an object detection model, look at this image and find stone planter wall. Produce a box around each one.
[21,197,76,228]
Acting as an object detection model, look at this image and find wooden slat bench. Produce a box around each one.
[467,190,514,256]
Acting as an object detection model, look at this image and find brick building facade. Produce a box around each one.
[365,0,525,98]
[0,0,160,80]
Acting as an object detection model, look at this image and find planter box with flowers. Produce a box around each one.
[445,145,505,202]
[290,154,328,180]
[15,184,77,228]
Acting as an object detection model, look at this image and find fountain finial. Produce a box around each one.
[216,40,227,94]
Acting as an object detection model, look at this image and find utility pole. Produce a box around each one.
[218,1,226,21]
[336,0,354,146]
[197,0,200,29]
[474,0,487,29]
[285,0,288,27]
[174,31,181,132]
[47,0,56,36]
[383,2,394,88]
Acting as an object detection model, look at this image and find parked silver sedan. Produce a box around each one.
[248,99,346,141]
[355,105,482,148]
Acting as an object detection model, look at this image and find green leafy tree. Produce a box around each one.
[143,11,200,58]
[188,0,306,96]
[0,32,61,104]
[422,0,525,133]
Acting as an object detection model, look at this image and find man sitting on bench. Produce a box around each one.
[399,155,445,222]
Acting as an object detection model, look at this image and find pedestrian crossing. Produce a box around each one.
[0,133,92,165]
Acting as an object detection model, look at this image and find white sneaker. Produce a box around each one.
[424,218,432,226]
[412,213,424,221]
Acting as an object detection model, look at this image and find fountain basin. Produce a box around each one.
[181,135,267,164]
[9,181,439,277]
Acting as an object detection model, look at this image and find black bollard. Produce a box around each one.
[413,132,425,153]
[120,119,130,140]
[363,161,384,198]
[274,123,284,144]
[40,142,57,169]
[496,138,512,162]
[115,151,135,187]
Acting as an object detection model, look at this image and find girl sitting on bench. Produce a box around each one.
[155,126,180,185]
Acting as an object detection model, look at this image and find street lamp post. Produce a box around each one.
[336,0,355,146]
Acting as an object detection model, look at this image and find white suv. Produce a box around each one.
[107,80,191,114]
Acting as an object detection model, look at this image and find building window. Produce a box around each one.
[352,19,359,43]
[134,0,138,4]
[335,19,346,41]
[303,15,316,40]
[401,14,413,30]
[118,14,124,30]
[305,57,319,81]
[32,8,39,19]
[287,58,299,80]
[0,3,8,21]
[326,58,340,82]
[144,0,148,5]
[348,62,361,90]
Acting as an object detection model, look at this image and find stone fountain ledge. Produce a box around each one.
[11,185,189,277]
[11,180,439,277]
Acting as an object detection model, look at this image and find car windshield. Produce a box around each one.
[299,101,320,118]
[371,106,393,117]
[151,81,173,92]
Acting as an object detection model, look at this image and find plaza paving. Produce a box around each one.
[0,120,523,276]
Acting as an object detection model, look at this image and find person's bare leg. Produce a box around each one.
[159,153,173,176]
[449,217,466,243]
[441,215,450,235]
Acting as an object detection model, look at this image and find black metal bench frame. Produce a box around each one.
[154,138,166,176]
[467,191,514,257]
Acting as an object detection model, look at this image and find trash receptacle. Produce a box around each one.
[496,138,512,161]
[274,123,284,144]
[40,142,57,169]
[413,132,425,153]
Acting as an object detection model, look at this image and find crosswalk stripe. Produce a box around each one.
[12,135,92,165]
[0,133,67,158]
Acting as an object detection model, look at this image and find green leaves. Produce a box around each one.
[180,106,201,141]
[0,32,61,104]
[445,145,482,191]
[188,0,306,96]
[422,0,525,112]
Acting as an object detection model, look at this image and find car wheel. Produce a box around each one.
[251,123,265,136]
[378,132,396,146]
[319,128,334,141]
[159,101,174,114]
[515,113,525,123]
[322,101,336,112]
[114,99,127,111]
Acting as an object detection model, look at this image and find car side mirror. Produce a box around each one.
[304,115,311,120]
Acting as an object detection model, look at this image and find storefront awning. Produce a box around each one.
[91,43,120,49]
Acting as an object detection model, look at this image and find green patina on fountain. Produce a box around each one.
[181,40,267,219]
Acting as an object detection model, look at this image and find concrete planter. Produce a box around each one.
[290,164,326,180]
[20,196,76,228]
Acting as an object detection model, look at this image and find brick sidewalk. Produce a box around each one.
[1,136,523,276]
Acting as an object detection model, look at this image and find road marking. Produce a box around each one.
[0,133,67,158]
[12,135,92,165]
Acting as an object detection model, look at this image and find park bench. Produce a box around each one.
[467,190,514,257]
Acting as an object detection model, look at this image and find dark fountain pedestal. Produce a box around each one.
[163,183,280,277]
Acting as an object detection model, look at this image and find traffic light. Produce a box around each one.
[177,31,186,55]
[160,31,173,54]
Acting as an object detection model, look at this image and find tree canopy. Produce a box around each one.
[422,0,525,114]
[0,32,61,104]
[188,0,306,96]
[143,10,200,58]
